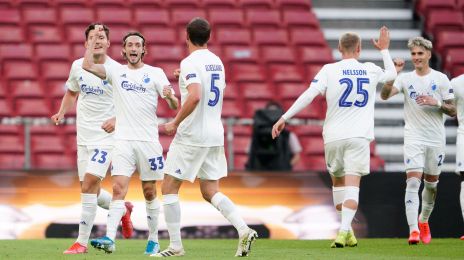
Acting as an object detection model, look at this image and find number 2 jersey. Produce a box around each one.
[174,49,225,147]
[66,57,118,146]
[312,54,393,144]
[393,69,454,146]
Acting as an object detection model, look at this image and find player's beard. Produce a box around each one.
[128,54,141,65]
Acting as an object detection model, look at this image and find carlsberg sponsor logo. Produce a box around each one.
[81,84,104,95]
[121,81,146,93]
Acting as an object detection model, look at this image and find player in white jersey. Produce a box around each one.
[51,23,133,254]
[82,27,179,254]
[152,18,257,258]
[451,74,464,240]
[272,27,396,248]
[381,37,456,245]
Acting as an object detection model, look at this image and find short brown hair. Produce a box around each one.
[339,32,361,53]
[186,17,211,46]
[85,23,109,40]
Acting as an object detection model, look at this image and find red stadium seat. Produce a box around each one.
[52,97,76,117]
[230,64,266,83]
[23,8,57,25]
[233,154,248,170]
[224,46,259,64]
[67,26,87,44]
[209,9,245,28]
[60,8,94,26]
[203,0,236,9]
[283,97,325,119]
[246,10,281,28]
[41,61,71,80]
[0,81,5,98]
[261,46,296,64]
[172,9,207,28]
[151,62,179,81]
[0,154,25,170]
[96,8,132,27]
[370,155,385,171]
[233,136,251,155]
[238,0,274,9]
[290,28,327,47]
[305,155,326,171]
[159,134,173,151]
[444,48,464,73]
[34,154,76,169]
[224,82,239,101]
[32,135,65,153]
[300,47,333,65]
[459,0,464,11]
[105,26,133,45]
[278,83,307,100]
[0,9,21,25]
[30,125,60,136]
[135,9,170,28]
[15,99,51,117]
[283,10,319,29]
[47,80,67,98]
[305,64,323,82]
[0,99,12,117]
[452,65,464,77]
[216,28,252,46]
[222,100,243,118]
[253,29,288,46]
[10,80,44,98]
[435,31,464,55]
[90,0,126,8]
[241,82,274,100]
[4,61,37,80]
[416,0,456,17]
[269,65,303,83]
[142,28,177,46]
[156,99,177,118]
[36,44,70,62]
[244,100,269,117]
[148,45,184,63]
[301,137,324,155]
[0,44,33,64]
[275,0,312,10]
[0,26,24,43]
[164,0,200,8]
[55,0,88,7]
[233,125,252,136]
[128,0,163,7]
[425,10,464,37]
[0,124,21,136]
[0,136,24,153]
[291,124,323,137]
[16,0,51,8]
[29,26,62,43]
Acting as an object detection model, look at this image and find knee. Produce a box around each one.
[343,186,359,208]
[143,186,156,201]
[112,182,127,199]
[81,176,99,193]
[201,191,215,203]
[406,177,421,192]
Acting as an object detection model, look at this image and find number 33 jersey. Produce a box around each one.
[311,59,389,144]
[175,49,225,147]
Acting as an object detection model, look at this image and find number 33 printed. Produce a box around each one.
[149,156,164,171]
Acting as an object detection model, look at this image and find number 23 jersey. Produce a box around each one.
[312,58,389,144]
[175,49,225,147]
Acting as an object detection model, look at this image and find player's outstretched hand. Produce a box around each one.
[271,118,286,139]
[51,113,64,125]
[163,121,177,136]
[372,26,390,50]
[173,68,180,80]
[393,57,405,73]
[101,117,116,133]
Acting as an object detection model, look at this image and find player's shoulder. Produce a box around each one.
[451,74,464,84]
[71,58,84,67]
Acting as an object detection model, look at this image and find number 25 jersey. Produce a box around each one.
[311,58,389,144]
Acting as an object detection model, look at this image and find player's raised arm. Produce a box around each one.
[373,26,397,84]
[82,25,107,79]
[163,85,179,110]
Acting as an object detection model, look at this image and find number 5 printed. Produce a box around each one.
[149,156,164,171]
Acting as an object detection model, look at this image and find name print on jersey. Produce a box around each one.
[121,81,146,93]
[80,84,104,95]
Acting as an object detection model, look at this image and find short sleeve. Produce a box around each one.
[439,74,454,101]
[180,60,201,89]
[309,65,329,95]
[103,63,115,85]
[65,62,79,92]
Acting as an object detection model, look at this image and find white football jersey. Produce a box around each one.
[66,57,118,146]
[451,74,464,135]
[104,63,171,142]
[393,69,454,146]
[174,49,225,147]
[311,58,390,144]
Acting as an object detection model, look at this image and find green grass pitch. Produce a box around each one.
[0,239,463,259]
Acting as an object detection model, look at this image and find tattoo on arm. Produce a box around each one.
[380,81,395,100]
[440,99,457,117]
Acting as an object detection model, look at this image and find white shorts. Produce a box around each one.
[456,133,464,174]
[324,138,370,177]
[404,142,445,175]
[111,140,165,181]
[77,145,113,182]
[165,142,227,183]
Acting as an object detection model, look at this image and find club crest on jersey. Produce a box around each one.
[186,73,196,80]
[80,84,104,95]
[143,74,150,84]
[121,80,146,93]
[430,81,437,91]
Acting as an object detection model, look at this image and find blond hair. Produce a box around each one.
[407,36,432,51]
[339,32,361,53]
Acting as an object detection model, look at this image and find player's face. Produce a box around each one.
[124,36,145,65]
[86,29,110,55]
[410,46,431,70]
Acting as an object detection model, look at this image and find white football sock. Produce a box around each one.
[106,200,125,241]
[420,180,438,222]
[211,192,249,237]
[340,186,359,232]
[97,188,112,210]
[332,186,344,221]
[461,181,464,221]
[163,194,182,250]
[405,177,421,233]
[146,199,160,242]
[76,193,97,246]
